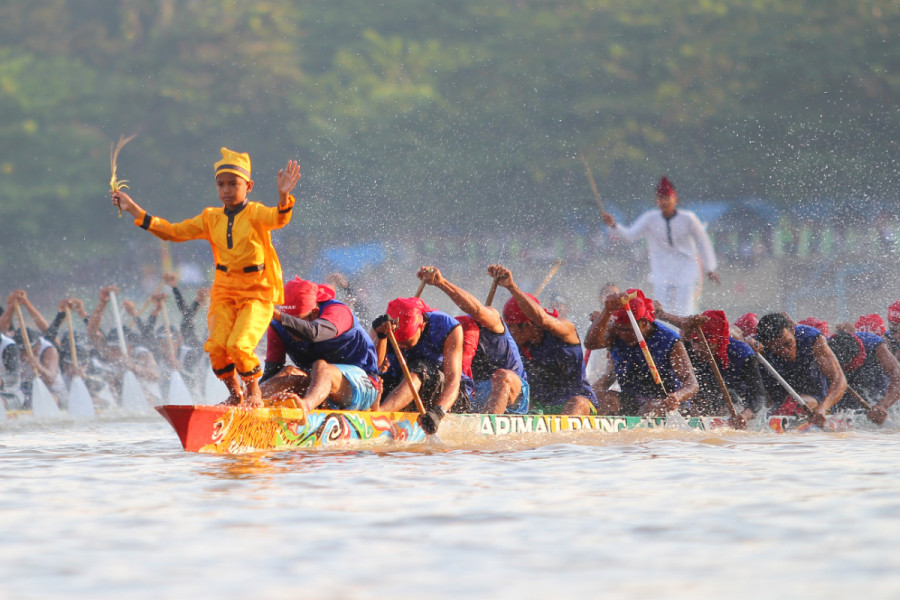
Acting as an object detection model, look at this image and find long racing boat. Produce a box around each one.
[155,404,869,454]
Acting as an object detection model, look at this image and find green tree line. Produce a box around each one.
[0,0,896,285]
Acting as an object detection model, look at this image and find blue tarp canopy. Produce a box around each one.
[308,242,387,280]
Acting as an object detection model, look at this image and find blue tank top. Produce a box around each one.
[468,321,527,383]
[522,331,595,407]
[838,332,888,408]
[385,311,474,395]
[271,299,379,377]
[611,321,683,400]
[762,324,827,403]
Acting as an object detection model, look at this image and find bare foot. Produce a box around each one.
[243,379,263,408]
[267,390,302,409]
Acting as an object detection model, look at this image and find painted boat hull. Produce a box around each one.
[155,404,866,454]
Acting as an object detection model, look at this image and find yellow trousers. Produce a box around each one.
[205,294,274,382]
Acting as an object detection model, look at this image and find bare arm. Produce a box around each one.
[813,335,848,415]
[419,266,503,333]
[874,343,900,416]
[87,286,117,347]
[583,305,614,350]
[488,264,579,344]
[667,341,699,408]
[436,325,464,412]
[18,291,50,333]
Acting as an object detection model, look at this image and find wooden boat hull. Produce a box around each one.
[155,404,865,454]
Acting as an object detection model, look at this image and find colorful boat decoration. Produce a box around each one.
[155,404,874,454]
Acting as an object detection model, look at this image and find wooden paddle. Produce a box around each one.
[65,306,96,419]
[619,292,666,396]
[384,326,427,416]
[15,302,62,418]
[534,259,563,299]
[137,281,165,317]
[484,275,501,307]
[756,352,815,416]
[14,303,37,370]
[65,307,79,371]
[578,151,606,213]
[695,328,738,419]
[847,386,873,411]
[160,298,178,367]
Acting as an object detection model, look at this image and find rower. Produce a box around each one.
[488,264,596,415]
[260,277,380,412]
[755,313,847,427]
[798,317,829,338]
[372,296,470,434]
[734,312,759,340]
[656,306,767,428]
[584,288,697,417]
[586,283,620,399]
[827,330,900,425]
[886,301,900,361]
[416,265,529,415]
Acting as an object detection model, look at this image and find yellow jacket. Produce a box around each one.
[134,196,295,303]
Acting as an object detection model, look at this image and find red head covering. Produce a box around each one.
[735,313,758,338]
[656,176,675,198]
[855,313,886,336]
[689,310,730,368]
[386,297,434,342]
[799,317,830,338]
[889,301,900,324]
[281,278,335,317]
[502,294,558,325]
[611,289,655,324]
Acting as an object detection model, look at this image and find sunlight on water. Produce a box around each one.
[2,417,900,599]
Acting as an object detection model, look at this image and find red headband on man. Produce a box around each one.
[689,310,730,368]
[799,317,829,338]
[282,278,335,316]
[735,312,758,338]
[502,294,558,326]
[855,313,885,336]
[387,297,434,342]
[656,176,675,198]
[888,301,900,324]
[612,289,655,324]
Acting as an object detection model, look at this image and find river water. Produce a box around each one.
[2,414,899,600]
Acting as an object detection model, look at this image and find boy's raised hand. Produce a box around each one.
[276,160,301,201]
[111,189,141,218]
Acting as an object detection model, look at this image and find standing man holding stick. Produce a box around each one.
[601,176,719,316]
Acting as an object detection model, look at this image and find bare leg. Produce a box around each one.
[563,395,594,415]
[296,360,352,412]
[221,372,244,405]
[482,369,522,414]
[594,390,621,415]
[243,378,262,408]
[260,366,310,399]
[379,372,422,412]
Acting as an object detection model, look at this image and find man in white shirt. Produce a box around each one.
[602,176,719,316]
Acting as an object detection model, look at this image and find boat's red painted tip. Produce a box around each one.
[157,405,228,452]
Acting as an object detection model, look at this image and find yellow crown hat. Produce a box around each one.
[213,147,251,182]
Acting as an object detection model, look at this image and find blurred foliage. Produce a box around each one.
[0,0,896,286]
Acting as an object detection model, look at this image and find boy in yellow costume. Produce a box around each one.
[113,148,301,407]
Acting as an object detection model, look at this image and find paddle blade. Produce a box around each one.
[31,377,62,419]
[120,370,152,414]
[167,371,194,405]
[67,376,96,420]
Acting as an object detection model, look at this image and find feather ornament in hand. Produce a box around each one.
[109,134,136,216]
